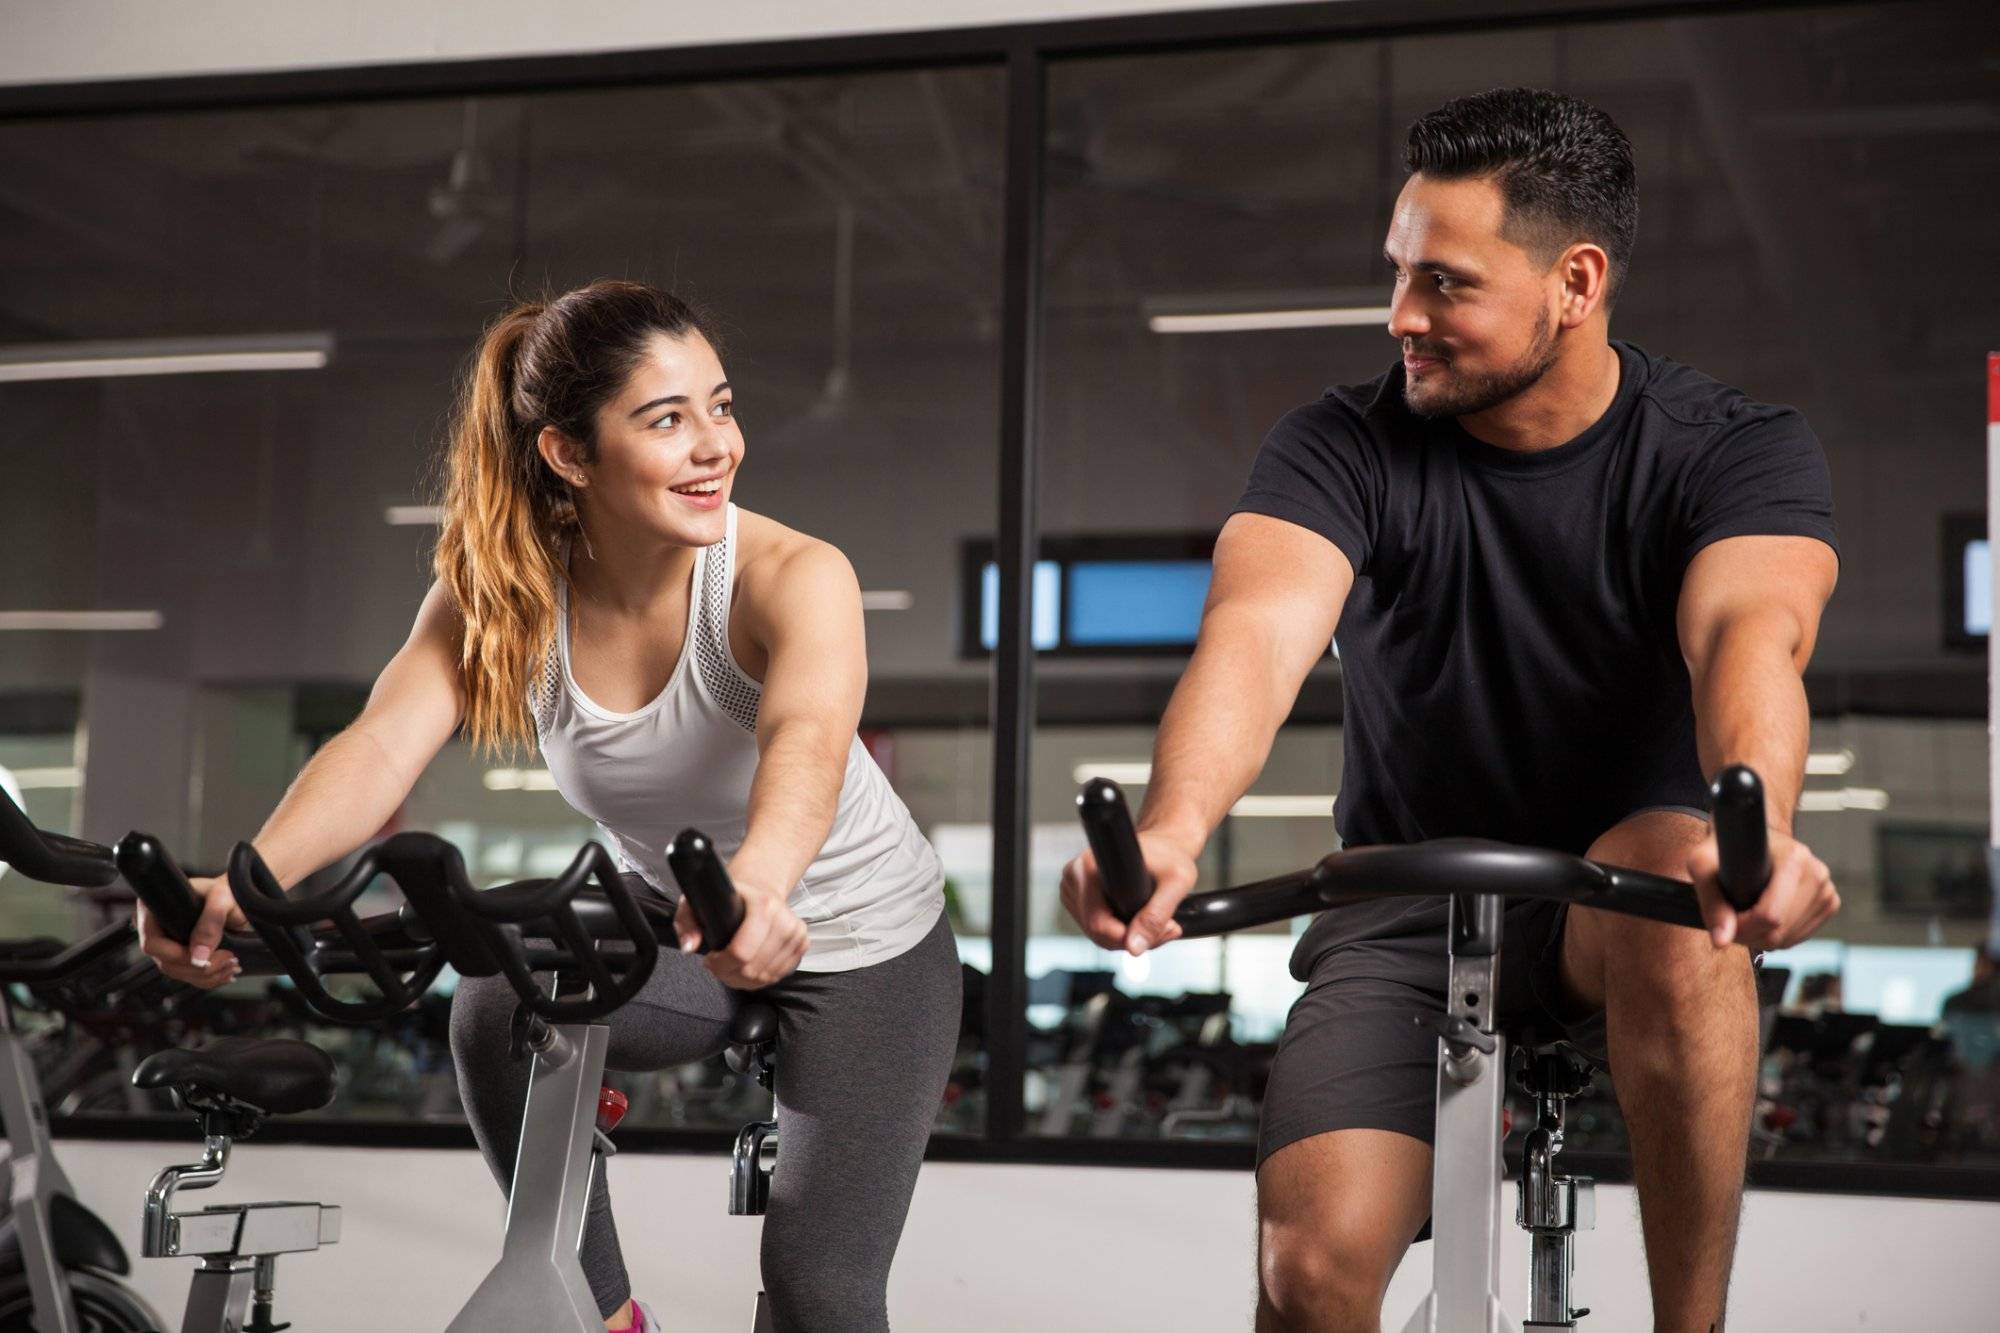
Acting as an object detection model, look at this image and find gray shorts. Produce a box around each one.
[1256,802,1711,1171]
[1257,896,1607,1169]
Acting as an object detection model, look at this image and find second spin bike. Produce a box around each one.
[1078,766,1773,1332]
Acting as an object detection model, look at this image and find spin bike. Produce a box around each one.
[1077,767,1772,1332]
[124,822,766,1333]
[0,787,341,1333]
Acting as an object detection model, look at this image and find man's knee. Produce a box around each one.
[1574,810,1752,1018]
[1255,1131,1428,1332]
[1594,908,1749,1001]
[1257,1217,1397,1331]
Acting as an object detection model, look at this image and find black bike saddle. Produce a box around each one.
[133,1037,338,1116]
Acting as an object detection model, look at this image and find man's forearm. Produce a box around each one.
[249,726,424,886]
[1692,616,1812,833]
[1139,610,1303,855]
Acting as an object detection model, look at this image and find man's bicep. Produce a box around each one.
[1206,513,1355,678]
[1677,534,1838,674]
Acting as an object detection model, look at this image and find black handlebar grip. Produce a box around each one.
[113,832,205,943]
[1710,765,1772,912]
[666,829,745,952]
[0,786,119,889]
[1077,779,1154,922]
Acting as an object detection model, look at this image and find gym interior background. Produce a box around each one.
[2,0,1996,1327]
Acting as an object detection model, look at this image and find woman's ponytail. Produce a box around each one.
[433,304,564,755]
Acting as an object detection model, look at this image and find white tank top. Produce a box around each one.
[531,505,945,972]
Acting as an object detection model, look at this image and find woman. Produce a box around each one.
[138,280,962,1332]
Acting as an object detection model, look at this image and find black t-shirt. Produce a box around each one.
[1234,341,1837,973]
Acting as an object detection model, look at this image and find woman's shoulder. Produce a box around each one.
[731,508,858,604]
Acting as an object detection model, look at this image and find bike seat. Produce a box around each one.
[729,1001,779,1049]
[133,1037,338,1116]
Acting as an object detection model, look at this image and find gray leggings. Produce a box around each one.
[448,907,961,1331]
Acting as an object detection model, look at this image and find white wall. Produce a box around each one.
[0,0,1324,87]
[65,1138,2000,1329]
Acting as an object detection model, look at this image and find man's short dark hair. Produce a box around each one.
[1404,88,1638,302]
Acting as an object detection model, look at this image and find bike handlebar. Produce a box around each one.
[0,786,119,889]
[1709,766,1772,911]
[4,780,749,1028]
[666,829,746,950]
[1078,764,1773,936]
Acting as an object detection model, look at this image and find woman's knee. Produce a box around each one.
[446,972,523,1072]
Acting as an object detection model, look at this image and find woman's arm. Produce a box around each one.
[728,535,868,901]
[142,581,468,980]
[667,529,859,988]
[246,580,469,887]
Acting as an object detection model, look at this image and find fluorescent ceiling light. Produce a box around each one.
[0,611,163,631]
[861,591,914,612]
[483,768,560,792]
[0,333,335,383]
[1805,749,1856,776]
[1796,787,1890,813]
[385,505,443,526]
[1074,762,1154,787]
[1230,794,1337,819]
[1149,307,1394,334]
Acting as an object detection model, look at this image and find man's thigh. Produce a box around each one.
[1256,955,1445,1258]
[1256,1128,1433,1294]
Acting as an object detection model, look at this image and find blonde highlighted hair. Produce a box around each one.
[433,281,719,753]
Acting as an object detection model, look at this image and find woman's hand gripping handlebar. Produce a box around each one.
[667,830,808,989]
[118,834,256,990]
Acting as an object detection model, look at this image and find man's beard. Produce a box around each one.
[1403,311,1561,419]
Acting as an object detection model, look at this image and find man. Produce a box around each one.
[1061,88,1841,1332]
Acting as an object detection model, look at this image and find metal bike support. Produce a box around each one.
[0,1009,83,1333]
[445,1020,610,1333]
[1401,892,1518,1333]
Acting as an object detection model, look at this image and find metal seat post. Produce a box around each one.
[725,1006,779,1333]
[1517,1046,1597,1330]
[141,1104,342,1333]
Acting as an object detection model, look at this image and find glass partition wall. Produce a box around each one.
[3,0,1995,1191]
[0,68,1006,1135]
[1022,0,2000,1183]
